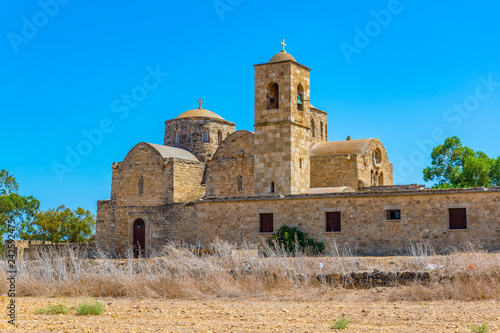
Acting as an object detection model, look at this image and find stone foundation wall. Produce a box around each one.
[5,240,95,260]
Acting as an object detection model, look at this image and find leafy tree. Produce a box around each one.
[0,169,40,238]
[423,137,499,188]
[267,225,325,255]
[1,169,95,245]
[20,205,95,243]
[490,157,500,186]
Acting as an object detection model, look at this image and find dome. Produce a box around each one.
[176,108,225,120]
[269,51,297,63]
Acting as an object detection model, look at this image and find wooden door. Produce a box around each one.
[133,219,146,258]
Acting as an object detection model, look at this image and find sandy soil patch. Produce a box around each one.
[0,293,498,332]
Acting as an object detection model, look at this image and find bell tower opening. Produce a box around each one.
[267,83,279,109]
[297,84,304,111]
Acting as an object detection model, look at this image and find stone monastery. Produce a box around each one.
[96,41,499,257]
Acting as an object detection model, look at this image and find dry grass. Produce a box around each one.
[1,240,499,301]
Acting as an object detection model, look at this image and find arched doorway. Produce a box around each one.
[133,219,146,258]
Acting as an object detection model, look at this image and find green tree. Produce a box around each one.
[0,169,40,238]
[423,137,499,188]
[20,205,95,243]
[490,157,500,186]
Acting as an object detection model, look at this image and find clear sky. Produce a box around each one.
[1,0,500,216]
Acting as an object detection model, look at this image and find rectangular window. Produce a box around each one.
[326,212,341,232]
[387,210,401,220]
[259,213,274,233]
[449,208,467,230]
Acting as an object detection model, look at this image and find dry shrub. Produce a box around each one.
[389,242,500,301]
[0,240,499,301]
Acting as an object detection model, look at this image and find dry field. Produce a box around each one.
[1,241,499,332]
[0,295,499,332]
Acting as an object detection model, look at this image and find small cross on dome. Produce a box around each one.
[281,39,287,52]
[198,98,203,109]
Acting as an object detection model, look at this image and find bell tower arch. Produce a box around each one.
[253,40,311,195]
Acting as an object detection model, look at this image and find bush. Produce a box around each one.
[35,303,70,315]
[76,300,105,316]
[267,226,325,255]
[330,316,350,330]
[470,323,488,333]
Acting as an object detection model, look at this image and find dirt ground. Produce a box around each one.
[0,292,498,333]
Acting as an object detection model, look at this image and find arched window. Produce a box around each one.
[267,83,279,109]
[202,129,209,143]
[218,130,222,145]
[175,130,179,146]
[297,84,304,111]
[371,170,376,187]
[311,119,315,137]
[187,130,192,143]
[138,175,144,195]
[373,148,382,165]
[270,181,275,193]
[237,175,243,190]
[299,158,303,169]
[320,121,324,140]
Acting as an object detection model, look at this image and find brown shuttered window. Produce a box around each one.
[260,213,274,233]
[326,212,341,232]
[449,208,467,230]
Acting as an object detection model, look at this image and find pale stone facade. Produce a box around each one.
[96,46,499,257]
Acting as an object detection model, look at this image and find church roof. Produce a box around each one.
[176,108,225,120]
[310,187,356,193]
[269,50,297,63]
[311,138,374,156]
[146,143,199,161]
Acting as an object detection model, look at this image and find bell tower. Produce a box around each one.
[253,40,311,195]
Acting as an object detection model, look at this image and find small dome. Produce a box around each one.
[176,108,225,120]
[269,51,297,63]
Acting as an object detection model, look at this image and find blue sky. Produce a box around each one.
[1,0,500,215]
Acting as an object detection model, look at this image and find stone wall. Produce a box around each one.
[356,138,393,188]
[310,107,328,147]
[164,117,235,162]
[310,138,393,190]
[173,160,205,202]
[206,130,255,198]
[97,187,500,257]
[5,240,95,260]
[111,143,174,205]
[96,200,168,255]
[311,154,360,189]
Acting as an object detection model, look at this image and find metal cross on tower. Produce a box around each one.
[281,39,286,52]
[198,98,203,109]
